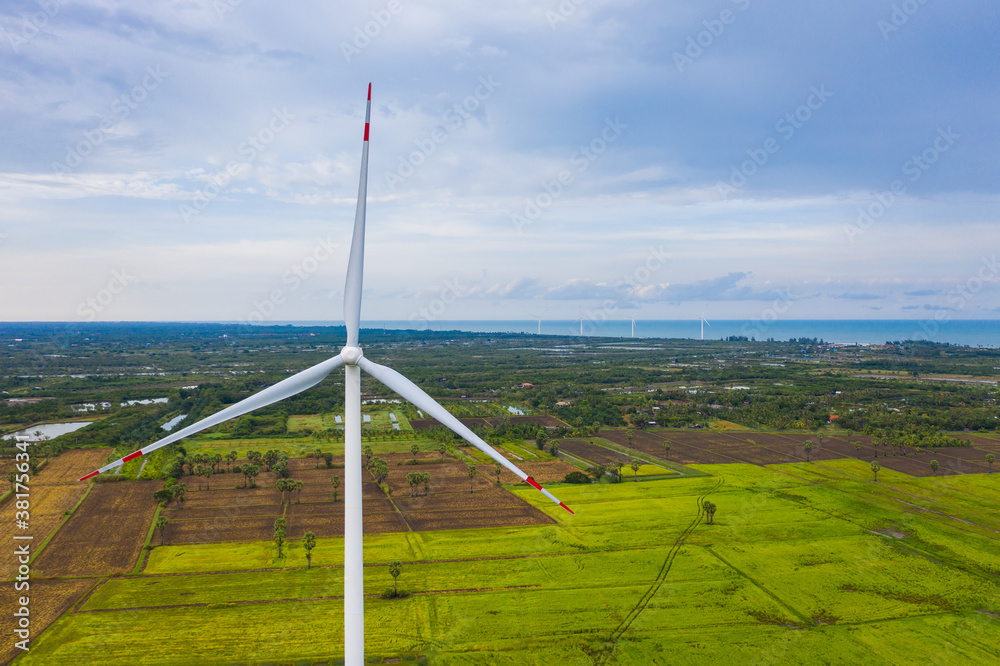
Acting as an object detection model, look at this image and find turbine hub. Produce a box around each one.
[341,345,363,366]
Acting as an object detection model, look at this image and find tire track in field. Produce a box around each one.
[596,479,723,665]
[75,584,543,613]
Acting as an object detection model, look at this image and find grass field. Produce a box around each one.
[16,455,1000,665]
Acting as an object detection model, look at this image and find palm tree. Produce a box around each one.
[438,443,447,461]
[323,452,334,468]
[263,449,279,471]
[276,478,288,503]
[225,451,238,473]
[702,500,716,525]
[363,445,374,468]
[494,461,502,486]
[467,464,477,493]
[411,443,419,464]
[549,440,560,457]
[302,531,317,569]
[202,465,213,490]
[388,560,402,597]
[371,458,389,485]
[626,427,634,449]
[274,517,287,558]
[294,480,304,503]
[331,475,340,502]
[421,472,430,496]
[803,440,814,462]
[871,460,881,482]
[986,453,995,474]
[630,459,642,481]
[172,483,187,509]
[855,440,863,457]
[929,460,939,476]
[155,515,169,544]
[662,440,671,460]
[406,473,417,497]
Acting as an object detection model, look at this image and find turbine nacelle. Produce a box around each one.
[341,345,364,366]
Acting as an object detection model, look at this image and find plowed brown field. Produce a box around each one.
[559,439,630,466]
[0,448,112,579]
[595,428,997,476]
[32,481,158,577]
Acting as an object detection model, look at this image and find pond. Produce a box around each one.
[3,421,94,442]
[122,398,169,406]
[161,414,188,432]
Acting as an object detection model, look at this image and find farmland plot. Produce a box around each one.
[32,481,158,577]
[0,448,111,579]
[0,579,94,665]
[559,439,631,466]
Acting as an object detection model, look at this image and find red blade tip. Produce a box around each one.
[367,82,371,100]
[525,476,542,491]
[559,502,575,515]
[79,470,99,481]
[122,451,143,462]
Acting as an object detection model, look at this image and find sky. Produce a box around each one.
[1,0,998,326]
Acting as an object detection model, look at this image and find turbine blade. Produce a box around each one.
[344,83,372,347]
[357,357,573,514]
[79,354,346,481]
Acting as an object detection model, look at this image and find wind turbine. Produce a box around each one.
[78,85,573,666]
[700,311,711,340]
[630,315,637,339]
[529,312,543,335]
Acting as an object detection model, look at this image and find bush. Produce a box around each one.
[380,588,410,600]
[564,471,591,484]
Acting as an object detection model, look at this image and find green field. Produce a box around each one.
[18,458,1000,665]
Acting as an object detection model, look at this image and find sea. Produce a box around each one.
[276,320,1000,348]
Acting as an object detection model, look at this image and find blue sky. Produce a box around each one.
[1,0,997,324]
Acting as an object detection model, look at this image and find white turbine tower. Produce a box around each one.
[78,85,573,666]
[630,315,637,338]
[700,312,711,340]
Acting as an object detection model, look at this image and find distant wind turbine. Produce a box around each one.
[630,315,637,338]
[79,84,572,666]
[700,312,711,340]
[529,312,543,335]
